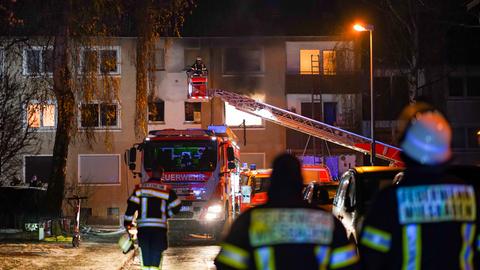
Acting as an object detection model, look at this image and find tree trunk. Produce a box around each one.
[45,1,74,217]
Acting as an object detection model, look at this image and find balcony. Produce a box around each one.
[285,72,367,94]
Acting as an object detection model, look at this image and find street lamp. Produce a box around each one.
[354,23,376,165]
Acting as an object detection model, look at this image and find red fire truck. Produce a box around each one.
[239,168,271,213]
[126,125,240,239]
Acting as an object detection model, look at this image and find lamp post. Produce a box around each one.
[354,23,376,165]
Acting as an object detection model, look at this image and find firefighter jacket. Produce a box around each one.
[215,201,359,270]
[124,179,182,229]
[358,167,480,270]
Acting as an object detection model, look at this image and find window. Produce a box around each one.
[223,48,262,74]
[184,102,201,123]
[466,76,480,97]
[23,47,53,75]
[448,77,464,96]
[81,47,120,75]
[24,155,53,183]
[300,49,320,74]
[27,102,56,128]
[154,48,165,70]
[452,127,466,148]
[148,99,165,122]
[225,103,262,127]
[80,103,118,128]
[467,128,480,148]
[322,50,336,75]
[78,154,120,184]
[107,207,119,216]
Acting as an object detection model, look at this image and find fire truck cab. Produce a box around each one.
[239,167,271,213]
[126,125,240,240]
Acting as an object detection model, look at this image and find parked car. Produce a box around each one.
[332,166,404,243]
[303,182,338,211]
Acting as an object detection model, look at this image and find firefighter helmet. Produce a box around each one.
[398,104,452,165]
[118,233,134,254]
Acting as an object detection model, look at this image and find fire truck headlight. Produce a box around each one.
[207,204,222,213]
[205,212,218,221]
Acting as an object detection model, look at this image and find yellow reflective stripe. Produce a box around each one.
[216,243,249,269]
[129,196,140,204]
[254,246,275,270]
[460,223,476,270]
[168,198,181,209]
[140,189,169,200]
[330,244,359,269]
[314,245,330,270]
[360,226,392,253]
[402,224,421,270]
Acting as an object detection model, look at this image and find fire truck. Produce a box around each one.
[238,165,334,213]
[126,125,240,239]
[239,168,271,213]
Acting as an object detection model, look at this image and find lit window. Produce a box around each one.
[79,154,120,184]
[323,50,336,75]
[300,49,320,74]
[225,103,262,127]
[185,102,201,123]
[80,103,118,128]
[148,99,165,122]
[23,47,54,75]
[27,103,56,128]
[81,47,120,75]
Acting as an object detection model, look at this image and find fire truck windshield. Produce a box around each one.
[144,140,217,172]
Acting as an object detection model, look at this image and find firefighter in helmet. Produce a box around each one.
[189,57,208,76]
[358,102,480,270]
[215,153,359,270]
[124,165,182,270]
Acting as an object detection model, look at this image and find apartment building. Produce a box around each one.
[2,35,365,223]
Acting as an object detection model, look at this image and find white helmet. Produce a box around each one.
[400,109,452,165]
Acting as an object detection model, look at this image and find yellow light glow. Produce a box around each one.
[300,49,320,75]
[225,103,262,127]
[353,24,367,32]
[477,130,480,136]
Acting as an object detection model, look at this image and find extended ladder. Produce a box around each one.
[210,89,402,165]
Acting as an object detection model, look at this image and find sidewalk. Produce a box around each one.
[0,227,135,270]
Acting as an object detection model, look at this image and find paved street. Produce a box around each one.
[126,245,220,270]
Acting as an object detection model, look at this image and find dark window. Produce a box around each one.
[107,207,119,216]
[185,102,201,123]
[452,127,466,148]
[100,50,118,73]
[81,103,118,128]
[25,49,41,74]
[81,208,92,217]
[42,49,54,73]
[148,100,165,122]
[467,128,480,148]
[81,104,99,127]
[25,156,53,183]
[154,49,165,70]
[82,50,98,73]
[466,77,480,97]
[323,102,337,125]
[224,48,262,74]
[100,104,118,126]
[448,77,464,96]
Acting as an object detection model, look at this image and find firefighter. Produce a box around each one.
[358,102,480,270]
[215,153,359,270]
[189,57,207,76]
[124,165,182,270]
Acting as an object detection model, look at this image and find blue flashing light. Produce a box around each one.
[250,164,257,170]
[208,125,227,134]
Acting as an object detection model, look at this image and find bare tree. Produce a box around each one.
[0,54,39,185]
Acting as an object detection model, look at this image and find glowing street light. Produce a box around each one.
[354,23,376,165]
